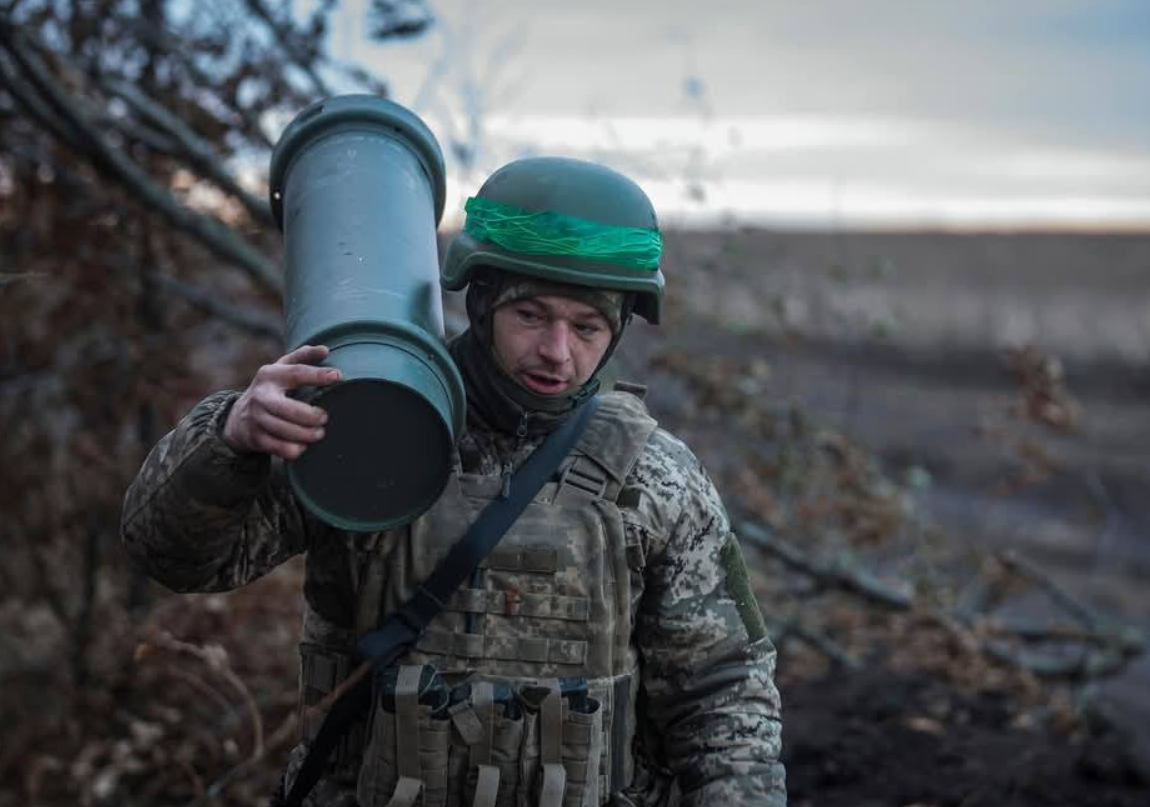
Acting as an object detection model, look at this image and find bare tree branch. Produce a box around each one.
[985,617,1146,653]
[0,48,85,151]
[100,77,274,226]
[130,15,278,150]
[773,619,861,670]
[0,23,283,296]
[983,640,1134,680]
[370,0,435,39]
[92,248,282,341]
[0,271,47,288]
[995,548,1099,628]
[149,272,282,342]
[242,0,332,98]
[70,516,101,687]
[101,109,180,154]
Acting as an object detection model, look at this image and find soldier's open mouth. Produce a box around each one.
[522,373,567,394]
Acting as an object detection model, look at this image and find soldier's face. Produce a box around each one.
[491,295,613,396]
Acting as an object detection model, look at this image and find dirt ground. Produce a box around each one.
[782,668,1147,807]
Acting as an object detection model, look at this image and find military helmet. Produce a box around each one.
[442,156,665,323]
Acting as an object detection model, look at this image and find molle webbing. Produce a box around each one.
[553,388,658,506]
[556,456,609,500]
[298,643,362,776]
[468,683,500,807]
[539,684,567,806]
[484,544,558,573]
[610,676,630,793]
[446,588,590,622]
[394,666,425,803]
[417,629,588,665]
[573,390,658,493]
[354,673,620,806]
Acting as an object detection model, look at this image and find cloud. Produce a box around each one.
[341,0,1150,226]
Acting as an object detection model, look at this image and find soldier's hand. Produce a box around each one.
[222,344,340,460]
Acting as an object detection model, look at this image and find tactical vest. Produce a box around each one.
[299,390,658,807]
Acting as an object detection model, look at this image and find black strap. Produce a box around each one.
[280,397,601,807]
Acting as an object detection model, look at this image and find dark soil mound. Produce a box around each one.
[783,668,1149,807]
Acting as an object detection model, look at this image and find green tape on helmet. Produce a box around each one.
[442,157,666,324]
[463,196,663,271]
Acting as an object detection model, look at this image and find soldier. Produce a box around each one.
[122,156,786,806]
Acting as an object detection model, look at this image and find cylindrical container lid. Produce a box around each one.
[269,94,447,230]
[285,322,463,532]
[289,381,452,531]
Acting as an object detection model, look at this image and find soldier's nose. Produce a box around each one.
[537,323,572,365]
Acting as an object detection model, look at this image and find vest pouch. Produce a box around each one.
[298,642,362,780]
[513,687,542,806]
[357,665,453,807]
[558,698,603,807]
[442,681,531,807]
[524,682,604,807]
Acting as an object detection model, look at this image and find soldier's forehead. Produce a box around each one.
[505,294,606,318]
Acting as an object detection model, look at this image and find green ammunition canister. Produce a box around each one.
[269,95,465,532]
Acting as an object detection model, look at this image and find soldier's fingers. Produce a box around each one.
[252,433,308,461]
[256,412,326,444]
[278,344,329,366]
[262,394,328,427]
[261,362,340,390]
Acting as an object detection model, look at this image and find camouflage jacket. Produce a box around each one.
[121,389,785,806]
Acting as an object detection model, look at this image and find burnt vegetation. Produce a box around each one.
[1,2,1147,805]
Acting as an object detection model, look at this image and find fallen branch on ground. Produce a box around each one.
[736,518,914,610]
[736,518,1148,683]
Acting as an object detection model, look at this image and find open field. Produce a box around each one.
[623,228,1150,803]
[638,229,1150,573]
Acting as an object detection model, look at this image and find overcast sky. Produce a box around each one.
[332,0,1150,228]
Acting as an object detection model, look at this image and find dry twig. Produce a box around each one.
[139,631,266,758]
[737,519,913,610]
[773,619,861,670]
[994,549,1098,628]
[182,712,298,807]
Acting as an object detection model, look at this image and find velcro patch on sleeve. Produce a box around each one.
[720,533,768,642]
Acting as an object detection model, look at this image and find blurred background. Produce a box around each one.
[2,1,1148,805]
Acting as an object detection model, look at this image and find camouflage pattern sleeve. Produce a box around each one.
[625,428,786,806]
[121,390,311,592]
